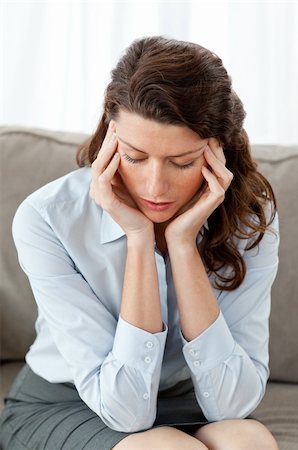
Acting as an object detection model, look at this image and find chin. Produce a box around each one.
[152,218,171,224]
[142,209,176,224]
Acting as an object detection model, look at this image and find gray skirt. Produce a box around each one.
[0,364,207,450]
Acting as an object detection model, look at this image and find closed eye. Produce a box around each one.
[173,161,196,170]
[122,153,196,170]
[122,154,142,164]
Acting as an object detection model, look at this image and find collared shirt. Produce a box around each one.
[12,166,280,432]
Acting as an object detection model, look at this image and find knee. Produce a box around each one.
[246,420,279,450]
[113,425,208,450]
[194,419,279,450]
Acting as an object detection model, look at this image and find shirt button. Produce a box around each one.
[145,356,152,364]
[143,393,149,400]
[203,391,210,398]
[146,341,153,349]
[189,349,196,356]
[194,360,200,367]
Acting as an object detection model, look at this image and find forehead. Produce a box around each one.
[115,109,206,155]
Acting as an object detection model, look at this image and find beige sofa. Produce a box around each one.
[0,126,297,449]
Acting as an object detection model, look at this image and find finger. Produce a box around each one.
[204,146,233,189]
[92,121,117,175]
[98,120,116,156]
[91,153,121,208]
[201,166,226,199]
[97,127,117,166]
[208,137,226,164]
[91,135,118,183]
[99,152,120,183]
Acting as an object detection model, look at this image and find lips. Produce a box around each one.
[140,198,174,212]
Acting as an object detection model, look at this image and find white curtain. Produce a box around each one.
[1,0,297,144]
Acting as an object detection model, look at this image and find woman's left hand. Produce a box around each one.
[165,138,234,245]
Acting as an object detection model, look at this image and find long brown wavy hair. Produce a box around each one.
[76,35,277,291]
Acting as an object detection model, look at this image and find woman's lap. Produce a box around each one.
[0,401,130,450]
[0,364,131,450]
[0,364,207,450]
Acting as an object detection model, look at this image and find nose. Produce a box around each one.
[145,162,169,201]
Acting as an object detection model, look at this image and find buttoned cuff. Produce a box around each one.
[112,315,168,373]
[180,311,235,373]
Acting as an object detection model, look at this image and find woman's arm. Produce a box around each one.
[163,138,279,421]
[166,210,279,422]
[166,239,219,341]
[88,122,167,429]
[121,232,163,334]
[12,199,168,433]
[90,120,163,333]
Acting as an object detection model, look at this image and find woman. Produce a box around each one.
[0,36,279,449]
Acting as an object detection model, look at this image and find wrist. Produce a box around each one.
[166,239,199,260]
[126,228,155,248]
[165,232,197,250]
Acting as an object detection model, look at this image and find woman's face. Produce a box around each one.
[114,109,208,224]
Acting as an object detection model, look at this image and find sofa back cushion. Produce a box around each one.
[251,145,298,382]
[0,127,81,360]
[1,127,297,382]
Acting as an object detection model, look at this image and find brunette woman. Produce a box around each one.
[0,36,279,450]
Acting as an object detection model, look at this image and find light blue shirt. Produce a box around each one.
[12,167,280,432]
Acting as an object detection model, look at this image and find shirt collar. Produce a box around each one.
[100,209,126,244]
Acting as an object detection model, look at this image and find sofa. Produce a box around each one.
[0,126,297,449]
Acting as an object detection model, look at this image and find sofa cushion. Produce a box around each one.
[0,127,84,360]
[252,381,298,450]
[251,146,298,383]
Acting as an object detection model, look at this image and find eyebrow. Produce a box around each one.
[117,137,207,158]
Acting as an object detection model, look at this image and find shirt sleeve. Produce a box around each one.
[12,199,168,432]
[179,207,280,422]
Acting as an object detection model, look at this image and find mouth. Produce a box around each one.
[140,198,174,212]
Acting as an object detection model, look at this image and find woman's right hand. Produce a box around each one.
[89,121,154,239]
